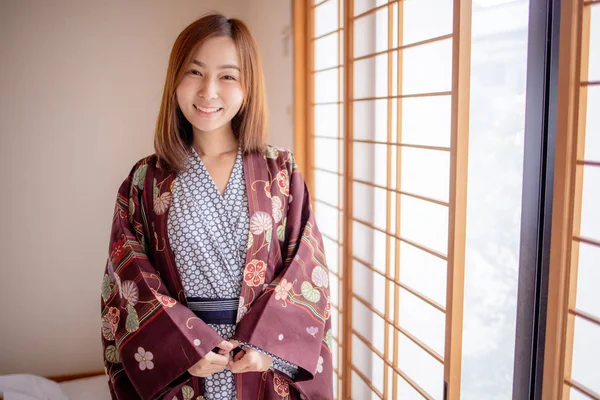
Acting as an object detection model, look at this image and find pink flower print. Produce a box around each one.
[151,289,176,308]
[134,347,154,371]
[316,356,324,373]
[153,192,172,215]
[244,260,267,287]
[276,170,289,196]
[264,181,272,198]
[237,297,248,323]
[273,374,290,397]
[272,196,283,223]
[275,279,293,301]
[101,318,116,341]
[111,238,125,262]
[324,298,332,320]
[106,307,120,326]
[250,212,272,235]
[306,326,319,337]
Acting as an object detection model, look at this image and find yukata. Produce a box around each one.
[167,148,298,399]
[101,145,334,400]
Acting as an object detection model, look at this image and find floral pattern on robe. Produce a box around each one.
[101,146,333,400]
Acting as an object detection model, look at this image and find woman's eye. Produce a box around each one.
[222,75,235,81]
[189,69,202,76]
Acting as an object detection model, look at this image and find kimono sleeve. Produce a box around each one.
[234,153,334,391]
[101,161,224,400]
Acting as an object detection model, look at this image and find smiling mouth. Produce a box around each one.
[193,104,223,113]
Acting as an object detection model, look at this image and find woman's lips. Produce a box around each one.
[193,104,223,117]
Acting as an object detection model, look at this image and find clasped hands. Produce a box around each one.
[188,340,273,378]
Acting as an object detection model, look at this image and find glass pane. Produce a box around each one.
[353,99,388,142]
[588,4,599,81]
[400,195,449,256]
[314,137,340,172]
[315,201,339,240]
[353,297,386,354]
[402,38,453,95]
[351,371,380,400]
[396,333,444,398]
[353,260,387,315]
[354,0,389,17]
[461,0,530,398]
[333,371,338,398]
[584,86,599,161]
[332,306,341,341]
[575,242,600,319]
[397,373,427,398]
[353,182,388,232]
[314,69,339,103]
[352,335,385,394]
[354,54,388,99]
[315,169,340,206]
[353,142,389,187]
[322,235,339,274]
[330,273,340,308]
[401,95,452,147]
[571,316,600,395]
[402,0,453,45]
[391,50,398,96]
[398,287,446,356]
[352,222,388,274]
[570,387,594,400]
[314,34,339,71]
[392,3,399,49]
[579,166,600,240]
[314,104,339,138]
[314,0,338,38]
[400,147,450,202]
[390,98,398,143]
[354,7,388,59]
[398,242,448,307]
[332,334,339,368]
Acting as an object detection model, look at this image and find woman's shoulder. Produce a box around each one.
[123,153,176,187]
[126,154,160,177]
[262,144,297,173]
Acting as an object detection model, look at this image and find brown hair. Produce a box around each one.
[154,13,267,172]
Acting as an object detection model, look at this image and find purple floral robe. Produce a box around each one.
[100,146,334,400]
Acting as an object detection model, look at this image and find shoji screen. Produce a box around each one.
[545,1,600,399]
[305,1,471,399]
[309,0,345,398]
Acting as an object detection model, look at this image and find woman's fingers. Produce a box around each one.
[233,348,246,362]
[229,352,253,373]
[205,351,230,366]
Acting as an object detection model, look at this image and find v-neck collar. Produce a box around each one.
[190,146,242,201]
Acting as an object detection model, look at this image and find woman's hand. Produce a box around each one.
[188,340,233,377]
[228,340,273,374]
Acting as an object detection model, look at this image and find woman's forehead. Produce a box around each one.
[191,36,240,68]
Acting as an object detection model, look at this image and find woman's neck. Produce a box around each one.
[192,125,239,157]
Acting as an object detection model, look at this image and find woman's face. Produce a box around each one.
[176,36,244,136]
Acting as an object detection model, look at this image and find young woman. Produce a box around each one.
[100,13,333,400]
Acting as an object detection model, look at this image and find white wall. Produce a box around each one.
[0,0,293,376]
[235,0,294,151]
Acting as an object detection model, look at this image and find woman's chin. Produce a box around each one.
[192,121,228,135]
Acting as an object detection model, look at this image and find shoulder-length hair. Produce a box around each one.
[154,13,267,172]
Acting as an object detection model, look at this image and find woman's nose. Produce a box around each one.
[198,78,218,100]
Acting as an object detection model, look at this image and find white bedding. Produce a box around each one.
[59,375,110,399]
[0,373,110,400]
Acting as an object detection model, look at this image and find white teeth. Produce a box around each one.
[194,105,221,113]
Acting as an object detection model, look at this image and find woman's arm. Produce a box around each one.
[102,160,225,399]
[233,151,333,389]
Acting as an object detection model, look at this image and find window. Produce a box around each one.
[543,1,600,399]
[294,0,597,399]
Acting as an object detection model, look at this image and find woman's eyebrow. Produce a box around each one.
[192,59,240,71]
